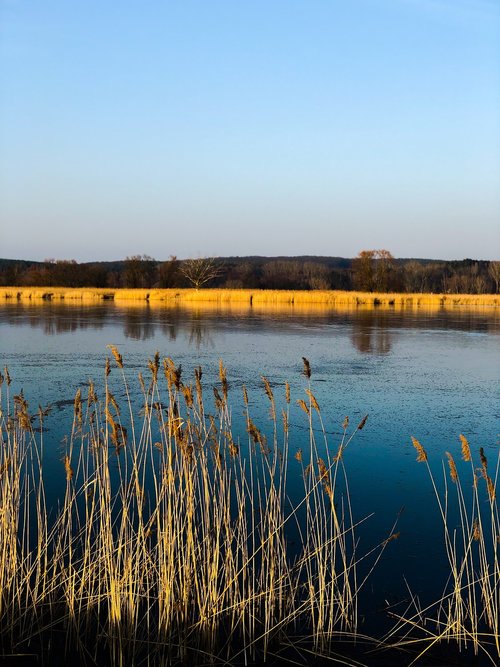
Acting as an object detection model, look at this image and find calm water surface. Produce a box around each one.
[1,301,499,626]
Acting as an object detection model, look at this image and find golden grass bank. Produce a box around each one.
[0,286,499,308]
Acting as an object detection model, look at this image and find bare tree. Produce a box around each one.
[352,250,375,291]
[158,255,180,288]
[352,249,397,292]
[123,255,157,288]
[488,261,500,293]
[180,257,223,289]
[404,261,428,293]
[373,249,396,291]
[303,262,331,290]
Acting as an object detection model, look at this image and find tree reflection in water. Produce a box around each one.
[351,309,392,354]
[115,305,214,348]
[123,307,155,341]
[188,314,214,349]
[3,302,107,335]
[0,302,498,355]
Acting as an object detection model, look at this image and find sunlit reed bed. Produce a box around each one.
[0,354,498,666]
[1,286,499,308]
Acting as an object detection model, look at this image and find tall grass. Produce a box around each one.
[1,286,499,307]
[0,354,389,666]
[384,436,499,665]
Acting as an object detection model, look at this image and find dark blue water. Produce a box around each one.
[1,301,499,637]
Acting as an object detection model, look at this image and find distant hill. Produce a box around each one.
[0,255,486,269]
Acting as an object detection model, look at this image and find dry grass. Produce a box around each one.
[0,355,389,666]
[1,286,499,308]
[384,436,499,665]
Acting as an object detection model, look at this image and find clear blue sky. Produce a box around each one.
[1,0,499,262]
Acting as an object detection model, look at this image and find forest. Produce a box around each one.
[0,251,499,293]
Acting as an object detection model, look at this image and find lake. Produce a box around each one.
[0,300,499,662]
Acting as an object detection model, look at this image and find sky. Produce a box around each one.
[0,0,499,262]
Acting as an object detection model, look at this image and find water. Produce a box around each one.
[1,301,499,641]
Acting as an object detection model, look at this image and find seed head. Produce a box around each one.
[459,434,471,462]
[305,389,320,413]
[64,455,73,482]
[472,519,481,541]
[74,388,82,425]
[446,452,458,483]
[357,415,368,430]
[261,376,274,403]
[411,436,427,463]
[297,399,309,415]
[107,345,123,369]
[480,447,488,470]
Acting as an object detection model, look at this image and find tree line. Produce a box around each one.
[0,252,499,293]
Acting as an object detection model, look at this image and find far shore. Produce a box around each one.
[0,286,499,308]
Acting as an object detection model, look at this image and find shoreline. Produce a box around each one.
[0,286,499,308]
